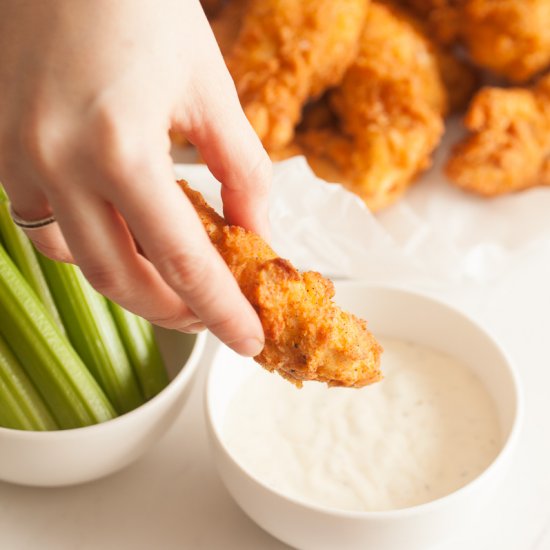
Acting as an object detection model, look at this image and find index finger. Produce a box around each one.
[106,152,265,358]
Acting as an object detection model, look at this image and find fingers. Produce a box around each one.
[0,0,267,357]
[46,185,200,331]
[104,152,265,357]
[181,57,272,240]
[0,106,265,357]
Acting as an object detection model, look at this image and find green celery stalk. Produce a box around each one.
[38,255,144,414]
[0,333,58,431]
[0,244,116,428]
[0,186,65,334]
[108,301,169,400]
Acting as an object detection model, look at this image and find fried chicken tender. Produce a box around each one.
[384,1,479,112]
[280,2,446,211]
[446,73,550,195]
[223,0,369,152]
[397,0,462,45]
[402,0,550,83]
[461,0,550,83]
[178,180,383,388]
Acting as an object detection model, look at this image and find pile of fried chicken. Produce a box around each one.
[193,0,550,210]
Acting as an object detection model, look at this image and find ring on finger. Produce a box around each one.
[9,204,57,230]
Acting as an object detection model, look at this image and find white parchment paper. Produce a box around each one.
[174,135,550,289]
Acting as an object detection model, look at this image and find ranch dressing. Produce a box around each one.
[223,337,501,512]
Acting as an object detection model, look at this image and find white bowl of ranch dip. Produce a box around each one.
[205,282,523,550]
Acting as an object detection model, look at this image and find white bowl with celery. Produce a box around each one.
[0,188,206,487]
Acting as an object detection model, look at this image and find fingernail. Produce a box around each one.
[179,322,206,334]
[233,337,264,357]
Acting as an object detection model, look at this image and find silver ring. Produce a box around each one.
[9,204,56,230]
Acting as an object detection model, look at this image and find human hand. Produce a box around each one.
[0,0,271,356]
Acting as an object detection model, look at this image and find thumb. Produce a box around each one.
[180,63,272,240]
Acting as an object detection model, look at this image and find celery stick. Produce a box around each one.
[108,301,169,400]
[0,333,58,431]
[0,244,116,428]
[0,186,65,334]
[38,255,144,414]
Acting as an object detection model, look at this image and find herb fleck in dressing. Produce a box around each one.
[223,337,501,512]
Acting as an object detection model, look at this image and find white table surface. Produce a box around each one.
[1,149,550,548]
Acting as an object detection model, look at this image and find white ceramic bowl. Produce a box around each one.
[0,329,206,487]
[205,282,523,550]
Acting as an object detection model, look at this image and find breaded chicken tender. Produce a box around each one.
[402,0,550,83]
[223,0,369,152]
[282,2,446,211]
[446,73,550,195]
[461,0,550,83]
[397,0,463,45]
[386,1,478,113]
[178,180,383,388]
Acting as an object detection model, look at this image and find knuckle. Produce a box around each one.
[82,264,131,301]
[90,109,150,189]
[225,148,272,196]
[19,118,62,180]
[0,103,67,185]
[208,311,244,338]
[157,251,211,296]
[250,151,272,194]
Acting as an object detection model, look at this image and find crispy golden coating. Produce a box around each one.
[280,2,445,211]
[178,180,383,388]
[333,3,448,118]
[461,0,550,83]
[402,0,550,83]
[386,1,477,112]
[223,0,369,152]
[446,74,550,195]
[382,1,479,113]
[397,0,462,45]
